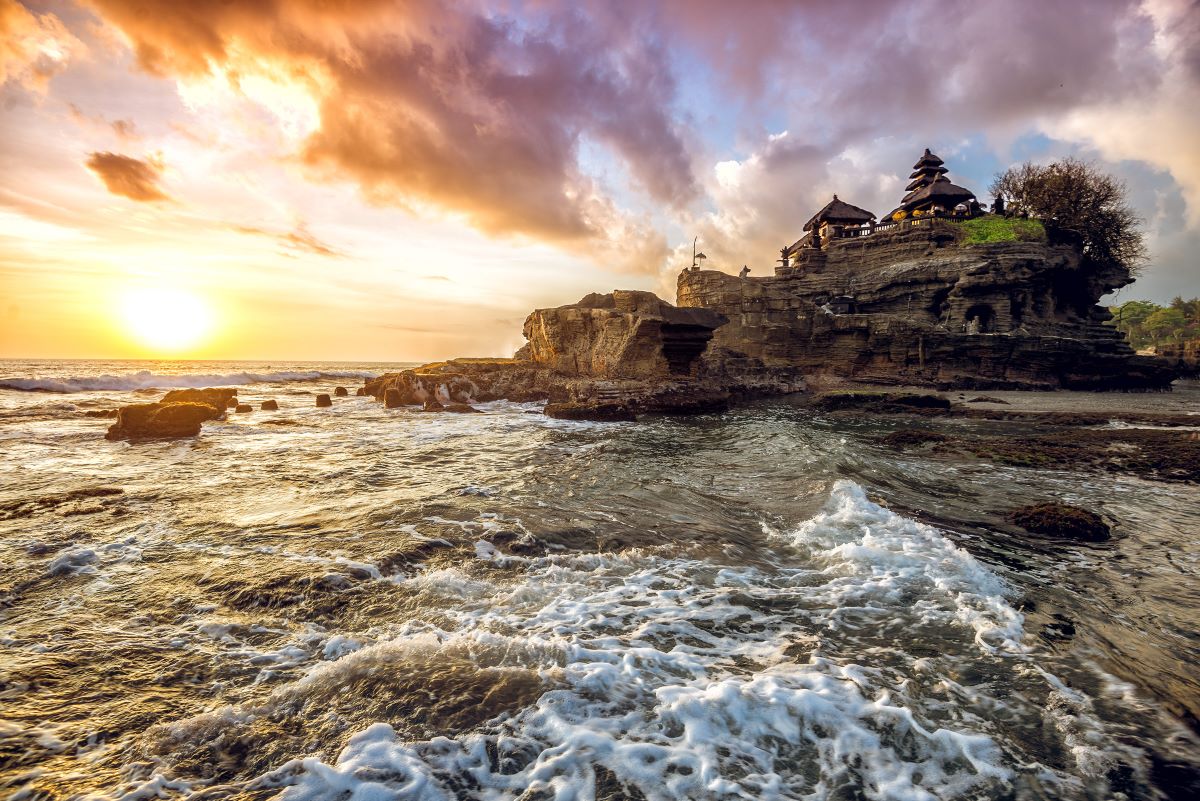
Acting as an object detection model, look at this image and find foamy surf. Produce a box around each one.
[110,482,1061,800]
[0,368,379,393]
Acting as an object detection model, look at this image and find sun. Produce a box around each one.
[119,287,214,353]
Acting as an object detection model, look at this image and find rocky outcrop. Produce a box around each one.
[105,402,223,441]
[521,290,726,379]
[235,404,252,413]
[261,400,279,410]
[334,386,349,397]
[315,394,332,407]
[677,220,1176,390]
[361,293,766,416]
[162,387,238,409]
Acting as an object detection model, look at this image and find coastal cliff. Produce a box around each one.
[678,220,1176,390]
[361,218,1176,418]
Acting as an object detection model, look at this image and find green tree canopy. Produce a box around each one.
[990,158,1146,274]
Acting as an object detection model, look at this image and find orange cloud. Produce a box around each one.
[82,0,696,264]
[85,152,169,201]
[0,0,82,89]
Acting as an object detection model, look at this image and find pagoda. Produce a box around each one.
[887,149,977,218]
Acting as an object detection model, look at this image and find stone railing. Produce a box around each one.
[832,210,981,240]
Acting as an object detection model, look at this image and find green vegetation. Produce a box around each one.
[1108,297,1200,350]
[990,158,1146,273]
[957,215,1046,244]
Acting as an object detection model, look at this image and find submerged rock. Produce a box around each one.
[812,391,951,414]
[261,399,279,410]
[544,402,637,422]
[105,401,223,441]
[879,429,950,449]
[1009,502,1111,542]
[83,409,117,418]
[334,386,349,397]
[315,394,332,408]
[442,403,481,414]
[235,404,252,413]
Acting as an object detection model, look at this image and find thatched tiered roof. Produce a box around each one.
[802,195,876,232]
[888,148,976,216]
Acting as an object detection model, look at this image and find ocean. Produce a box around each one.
[1,359,1198,800]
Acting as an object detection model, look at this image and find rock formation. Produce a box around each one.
[162,387,238,409]
[105,401,224,441]
[334,386,349,397]
[678,220,1176,390]
[518,290,726,379]
[261,400,279,410]
[235,404,252,413]
[362,291,776,417]
[315,394,332,407]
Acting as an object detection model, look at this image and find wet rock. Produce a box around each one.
[334,386,349,397]
[83,409,117,418]
[161,387,238,410]
[879,429,950,449]
[422,399,444,412]
[1008,502,1111,542]
[235,404,253,413]
[261,399,279,410]
[105,401,223,441]
[384,388,403,408]
[442,403,482,413]
[967,395,1010,404]
[544,401,636,422]
[315,394,332,408]
[355,387,366,396]
[812,391,951,414]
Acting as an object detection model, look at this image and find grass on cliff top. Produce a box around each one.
[956,215,1046,244]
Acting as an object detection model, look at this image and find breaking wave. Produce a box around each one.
[0,369,378,393]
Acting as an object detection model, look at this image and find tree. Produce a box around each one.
[1144,307,1187,344]
[990,158,1146,274]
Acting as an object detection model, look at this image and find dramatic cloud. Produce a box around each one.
[0,0,82,89]
[84,151,168,201]
[83,0,697,256]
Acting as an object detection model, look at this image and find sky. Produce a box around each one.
[1,0,1197,361]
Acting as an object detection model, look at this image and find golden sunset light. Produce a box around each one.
[117,286,214,354]
[1,2,1198,799]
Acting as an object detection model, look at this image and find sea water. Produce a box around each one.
[1,360,1197,800]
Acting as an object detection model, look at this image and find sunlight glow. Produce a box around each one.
[119,287,214,353]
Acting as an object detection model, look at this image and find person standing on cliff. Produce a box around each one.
[739,265,750,279]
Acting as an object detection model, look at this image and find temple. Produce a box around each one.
[886,148,979,218]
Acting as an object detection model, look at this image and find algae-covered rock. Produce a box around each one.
[1008,502,1110,542]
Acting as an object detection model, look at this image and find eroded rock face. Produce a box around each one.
[677,221,1177,390]
[106,402,223,441]
[522,290,727,380]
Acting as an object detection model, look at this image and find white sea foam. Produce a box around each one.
[0,369,378,393]
[210,482,1028,800]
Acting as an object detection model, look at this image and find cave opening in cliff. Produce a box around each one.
[660,324,714,375]
[965,304,996,333]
